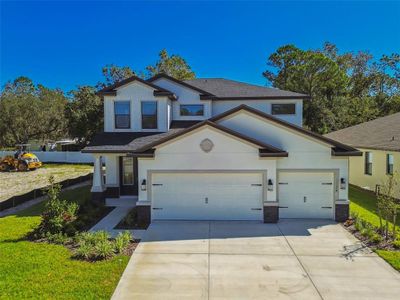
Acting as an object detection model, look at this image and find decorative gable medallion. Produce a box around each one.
[200,138,214,153]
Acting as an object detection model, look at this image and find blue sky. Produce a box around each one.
[1,1,399,92]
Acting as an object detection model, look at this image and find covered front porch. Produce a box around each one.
[91,153,143,207]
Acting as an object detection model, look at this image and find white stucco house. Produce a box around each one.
[82,74,361,223]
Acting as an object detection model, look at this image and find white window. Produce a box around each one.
[141,101,158,129]
[271,103,296,115]
[180,104,204,116]
[365,152,373,175]
[114,101,130,129]
[387,154,394,175]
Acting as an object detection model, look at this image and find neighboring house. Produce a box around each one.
[326,113,400,199]
[82,74,360,223]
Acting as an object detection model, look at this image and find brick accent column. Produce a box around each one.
[335,201,349,222]
[105,186,120,198]
[263,203,279,223]
[91,155,105,204]
[137,205,151,225]
[91,192,105,204]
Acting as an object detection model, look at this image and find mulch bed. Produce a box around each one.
[343,219,398,251]
[114,207,149,230]
[123,239,140,256]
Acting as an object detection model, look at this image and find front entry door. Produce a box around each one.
[119,157,138,195]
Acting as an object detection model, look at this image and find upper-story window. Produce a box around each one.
[114,101,130,129]
[142,101,158,129]
[180,104,204,116]
[365,152,373,175]
[387,154,394,175]
[271,103,296,115]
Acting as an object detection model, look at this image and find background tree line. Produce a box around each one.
[1,44,399,148]
[264,42,400,133]
[0,49,195,147]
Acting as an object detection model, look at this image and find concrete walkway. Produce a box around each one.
[112,220,400,300]
[0,181,91,217]
[90,205,147,239]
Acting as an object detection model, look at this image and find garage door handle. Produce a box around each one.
[251,208,262,210]
[152,207,163,210]
[279,206,288,208]
[152,184,163,186]
[322,183,333,185]
[279,182,288,185]
[321,206,332,209]
[251,184,262,186]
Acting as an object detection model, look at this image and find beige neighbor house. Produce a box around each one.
[326,112,400,199]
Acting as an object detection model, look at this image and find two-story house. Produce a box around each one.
[82,74,361,224]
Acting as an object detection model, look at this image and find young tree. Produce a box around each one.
[376,173,399,239]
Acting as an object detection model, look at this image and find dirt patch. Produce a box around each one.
[0,164,93,202]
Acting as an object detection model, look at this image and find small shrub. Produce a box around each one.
[370,233,383,244]
[114,231,132,253]
[34,176,79,237]
[93,230,110,243]
[355,218,364,231]
[75,242,94,260]
[350,211,359,220]
[46,232,70,244]
[74,231,115,260]
[94,240,114,259]
[75,231,95,245]
[360,228,370,237]
[393,239,400,249]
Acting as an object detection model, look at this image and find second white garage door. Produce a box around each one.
[151,172,264,221]
[278,172,334,219]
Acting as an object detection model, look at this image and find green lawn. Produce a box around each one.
[349,185,400,271]
[0,186,129,299]
[375,250,400,271]
[349,185,400,229]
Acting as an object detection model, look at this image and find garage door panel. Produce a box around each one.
[279,172,334,219]
[151,172,263,221]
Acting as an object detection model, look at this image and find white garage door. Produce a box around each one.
[278,172,334,219]
[151,172,263,221]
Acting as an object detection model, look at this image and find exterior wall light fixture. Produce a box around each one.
[340,178,346,190]
[267,179,274,191]
[141,179,147,191]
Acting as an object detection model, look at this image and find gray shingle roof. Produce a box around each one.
[184,78,309,99]
[325,112,400,152]
[81,117,289,156]
[82,130,184,153]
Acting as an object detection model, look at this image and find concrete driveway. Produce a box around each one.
[112,220,400,299]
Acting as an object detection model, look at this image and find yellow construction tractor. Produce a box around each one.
[0,144,43,172]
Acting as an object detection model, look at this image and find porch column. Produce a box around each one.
[91,155,105,193]
[104,155,120,198]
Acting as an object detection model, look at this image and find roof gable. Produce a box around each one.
[210,105,361,156]
[135,120,288,157]
[97,75,177,100]
[147,73,214,97]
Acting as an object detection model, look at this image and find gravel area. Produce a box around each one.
[0,164,93,202]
